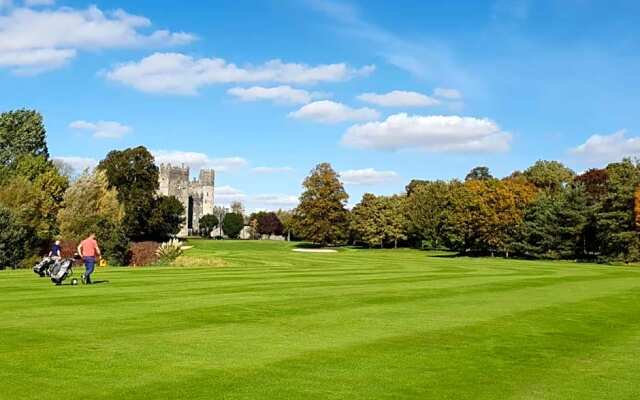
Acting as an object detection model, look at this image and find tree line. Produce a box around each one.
[0,110,185,268]
[291,161,640,263]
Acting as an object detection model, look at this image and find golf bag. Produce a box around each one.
[33,257,56,277]
[50,259,74,285]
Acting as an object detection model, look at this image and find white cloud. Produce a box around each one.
[251,166,294,174]
[569,130,640,164]
[433,87,462,100]
[252,194,298,208]
[342,113,511,153]
[52,156,97,173]
[152,150,248,172]
[69,120,132,139]
[105,52,375,95]
[216,185,246,198]
[340,168,399,185]
[289,100,379,124]
[227,85,320,104]
[357,90,439,107]
[0,5,195,74]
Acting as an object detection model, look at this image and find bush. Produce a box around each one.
[156,239,183,263]
[0,206,29,269]
[222,213,244,239]
[96,219,130,265]
[129,241,160,266]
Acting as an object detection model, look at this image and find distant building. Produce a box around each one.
[158,164,215,237]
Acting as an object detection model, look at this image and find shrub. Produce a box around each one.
[0,206,29,269]
[129,241,160,266]
[156,239,183,263]
[222,213,244,239]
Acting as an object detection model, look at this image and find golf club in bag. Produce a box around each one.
[49,258,78,286]
[33,257,56,277]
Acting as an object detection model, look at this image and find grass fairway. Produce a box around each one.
[3,240,640,399]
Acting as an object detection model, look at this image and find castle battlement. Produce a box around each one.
[158,163,215,237]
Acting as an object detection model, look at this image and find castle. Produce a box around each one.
[158,164,215,237]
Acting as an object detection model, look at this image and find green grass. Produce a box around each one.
[3,240,640,399]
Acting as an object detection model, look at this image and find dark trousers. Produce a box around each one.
[83,256,96,283]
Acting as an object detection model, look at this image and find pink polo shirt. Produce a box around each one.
[80,238,99,257]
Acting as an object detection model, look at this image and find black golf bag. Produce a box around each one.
[50,259,74,285]
[33,257,56,277]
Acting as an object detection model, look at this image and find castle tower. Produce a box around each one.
[157,163,215,237]
[198,169,215,216]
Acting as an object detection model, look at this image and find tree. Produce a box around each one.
[149,196,185,241]
[222,213,244,239]
[97,146,161,240]
[523,160,575,192]
[465,166,493,181]
[513,186,588,259]
[0,156,68,250]
[256,212,284,236]
[294,163,349,246]
[636,187,640,230]
[57,170,128,263]
[351,193,385,248]
[404,180,451,248]
[199,214,219,237]
[0,110,48,171]
[0,206,29,269]
[350,194,407,248]
[276,209,296,241]
[594,160,640,262]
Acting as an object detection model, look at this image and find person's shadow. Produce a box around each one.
[89,280,110,285]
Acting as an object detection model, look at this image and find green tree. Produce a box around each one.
[276,209,296,241]
[524,160,575,192]
[513,186,589,259]
[149,196,185,241]
[594,160,640,262]
[465,166,493,181]
[294,163,349,246]
[0,206,30,269]
[351,193,385,247]
[97,146,160,240]
[199,214,219,237]
[0,110,48,171]
[222,213,244,239]
[405,180,451,248]
[57,170,128,263]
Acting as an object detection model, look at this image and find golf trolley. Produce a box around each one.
[33,257,80,286]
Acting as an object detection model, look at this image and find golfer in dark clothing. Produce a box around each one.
[48,240,62,260]
[77,234,101,284]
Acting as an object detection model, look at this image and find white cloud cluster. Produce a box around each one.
[0,5,195,74]
[252,194,298,208]
[340,168,399,185]
[252,166,294,174]
[216,185,246,200]
[433,87,462,100]
[69,120,132,139]
[105,52,375,95]
[289,100,379,124]
[569,130,640,164]
[227,85,320,104]
[152,150,248,172]
[52,156,97,173]
[357,90,439,107]
[342,113,511,153]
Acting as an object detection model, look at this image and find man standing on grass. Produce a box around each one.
[77,233,101,285]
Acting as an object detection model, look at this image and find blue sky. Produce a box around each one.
[1,0,639,210]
